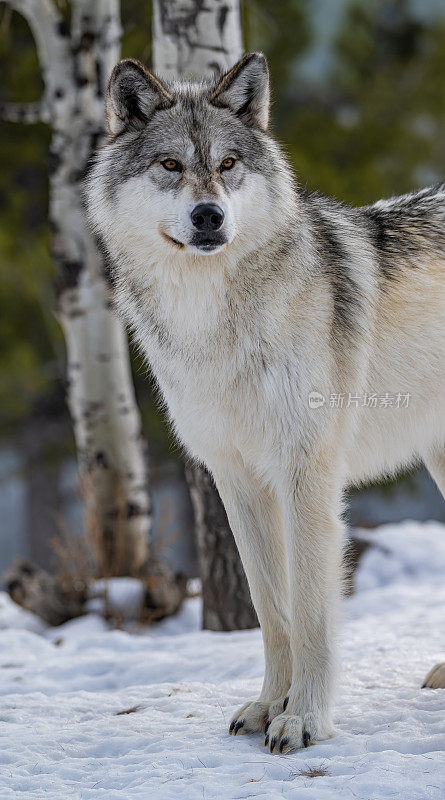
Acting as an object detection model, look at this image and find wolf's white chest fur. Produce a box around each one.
[118,262,316,479]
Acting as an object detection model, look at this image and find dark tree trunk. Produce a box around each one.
[185,465,258,631]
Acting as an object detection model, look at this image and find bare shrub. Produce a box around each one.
[6,476,187,626]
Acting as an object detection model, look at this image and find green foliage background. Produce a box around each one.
[0,0,444,448]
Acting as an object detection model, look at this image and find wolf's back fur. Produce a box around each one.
[85,54,445,753]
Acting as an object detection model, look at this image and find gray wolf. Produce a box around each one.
[84,52,445,753]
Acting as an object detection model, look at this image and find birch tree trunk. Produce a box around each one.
[3,0,151,576]
[152,0,258,631]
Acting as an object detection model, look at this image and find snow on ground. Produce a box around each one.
[0,521,444,800]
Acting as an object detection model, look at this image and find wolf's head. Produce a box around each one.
[85,53,294,271]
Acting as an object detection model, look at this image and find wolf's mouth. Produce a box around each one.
[191,233,227,253]
[160,227,227,253]
[195,241,223,252]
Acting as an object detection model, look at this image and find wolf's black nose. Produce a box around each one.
[191,203,224,232]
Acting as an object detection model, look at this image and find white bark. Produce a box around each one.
[152,0,257,630]
[6,0,73,120]
[153,0,242,80]
[4,0,152,575]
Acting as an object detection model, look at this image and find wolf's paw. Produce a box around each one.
[422,662,445,689]
[229,697,287,736]
[265,711,333,754]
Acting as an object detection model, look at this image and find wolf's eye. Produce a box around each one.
[220,157,236,172]
[162,159,182,172]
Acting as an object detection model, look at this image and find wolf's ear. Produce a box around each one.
[106,59,173,135]
[211,52,270,130]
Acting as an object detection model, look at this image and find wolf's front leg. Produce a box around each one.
[214,464,292,735]
[266,458,344,754]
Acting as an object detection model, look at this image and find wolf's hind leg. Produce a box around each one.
[213,463,292,735]
[422,446,445,688]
